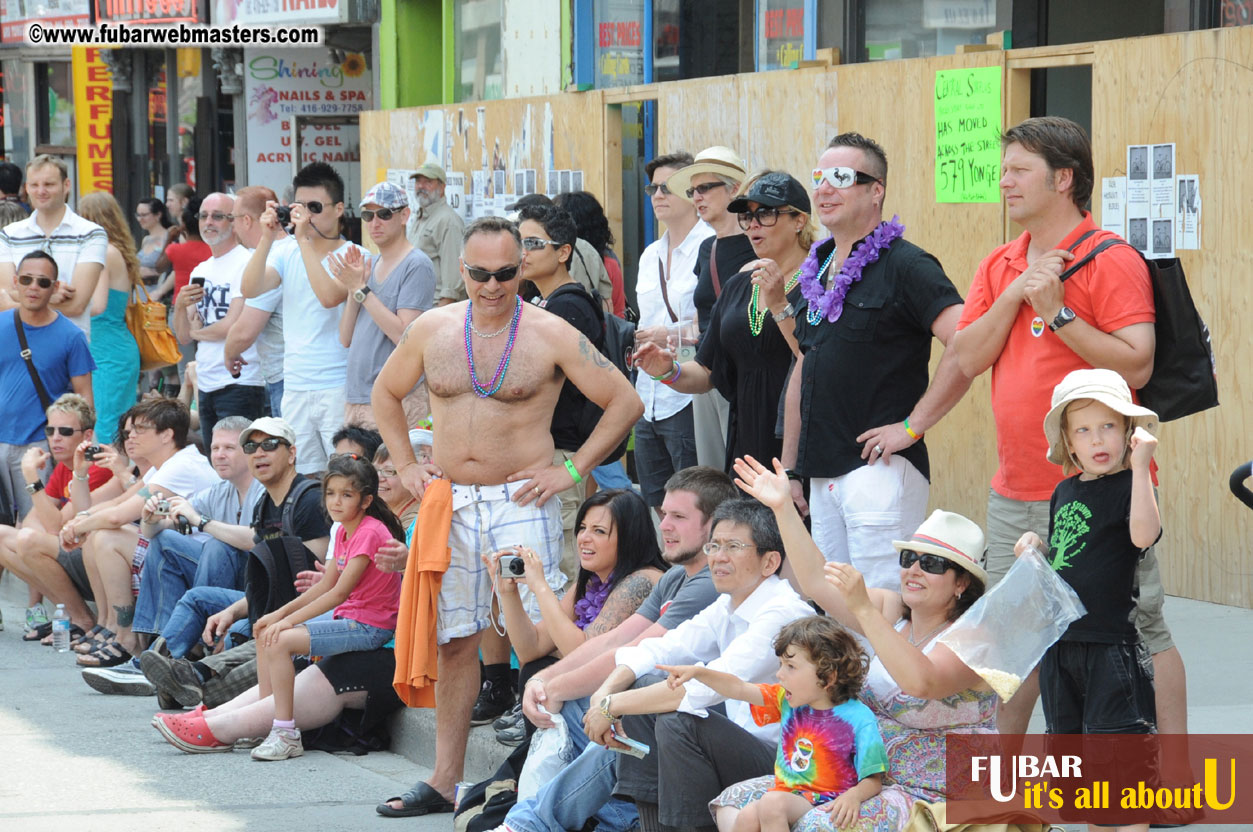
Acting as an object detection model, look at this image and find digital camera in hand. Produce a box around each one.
[498,555,526,577]
[84,444,102,461]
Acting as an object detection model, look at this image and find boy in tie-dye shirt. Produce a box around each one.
[660,616,886,831]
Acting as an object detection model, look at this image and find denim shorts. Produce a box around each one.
[303,615,394,658]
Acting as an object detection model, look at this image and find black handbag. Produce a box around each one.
[1060,238,1217,422]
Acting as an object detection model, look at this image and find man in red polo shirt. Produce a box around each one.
[953,116,1186,737]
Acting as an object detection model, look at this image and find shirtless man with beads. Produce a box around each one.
[371,216,642,818]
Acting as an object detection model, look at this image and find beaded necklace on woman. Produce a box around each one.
[746,268,802,337]
[464,296,523,398]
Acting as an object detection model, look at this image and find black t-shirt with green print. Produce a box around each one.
[1047,469,1156,644]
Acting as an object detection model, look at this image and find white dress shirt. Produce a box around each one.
[633,221,715,421]
[615,573,814,743]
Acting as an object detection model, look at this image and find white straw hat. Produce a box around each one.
[666,146,748,202]
[1043,368,1157,471]
[892,510,988,587]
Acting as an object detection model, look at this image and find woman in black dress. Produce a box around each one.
[633,171,816,471]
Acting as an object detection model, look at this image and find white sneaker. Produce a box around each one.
[251,726,303,761]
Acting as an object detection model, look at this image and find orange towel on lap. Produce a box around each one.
[392,478,453,707]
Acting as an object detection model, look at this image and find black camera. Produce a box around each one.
[274,205,292,228]
[84,444,102,461]
[174,515,192,535]
[498,555,526,577]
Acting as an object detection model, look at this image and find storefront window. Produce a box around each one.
[36,61,74,147]
[865,0,1005,60]
[817,0,846,56]
[594,0,645,87]
[758,0,809,70]
[652,0,740,82]
[454,0,504,102]
[2,60,31,166]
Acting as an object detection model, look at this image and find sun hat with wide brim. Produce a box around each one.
[666,146,748,203]
[892,509,988,588]
[1043,368,1158,470]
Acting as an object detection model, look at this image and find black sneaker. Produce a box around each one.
[492,702,522,731]
[470,678,515,726]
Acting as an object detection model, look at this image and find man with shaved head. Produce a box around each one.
[173,192,265,449]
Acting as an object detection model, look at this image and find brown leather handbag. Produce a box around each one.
[125,282,181,371]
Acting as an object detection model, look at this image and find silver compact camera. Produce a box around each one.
[498,554,526,577]
[155,499,171,515]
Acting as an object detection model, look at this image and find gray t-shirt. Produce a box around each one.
[635,563,717,628]
[345,248,437,403]
[188,478,266,542]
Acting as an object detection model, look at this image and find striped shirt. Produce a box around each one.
[0,206,108,340]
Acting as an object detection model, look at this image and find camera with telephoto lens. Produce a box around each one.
[174,515,192,535]
[498,554,526,578]
[274,205,292,229]
[84,444,102,461]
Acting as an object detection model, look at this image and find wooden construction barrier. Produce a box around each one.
[362,25,1253,607]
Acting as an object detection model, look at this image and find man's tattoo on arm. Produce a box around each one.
[577,334,613,370]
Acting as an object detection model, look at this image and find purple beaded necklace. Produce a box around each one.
[574,571,615,630]
[464,297,522,398]
[798,216,905,325]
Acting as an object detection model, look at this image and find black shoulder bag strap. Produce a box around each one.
[1058,233,1130,284]
[709,237,722,298]
[13,312,53,411]
[658,260,679,323]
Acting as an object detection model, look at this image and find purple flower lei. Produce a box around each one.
[574,571,615,630]
[798,216,906,325]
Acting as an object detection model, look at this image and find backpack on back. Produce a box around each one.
[1060,236,1217,422]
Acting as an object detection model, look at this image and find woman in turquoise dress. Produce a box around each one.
[79,193,141,444]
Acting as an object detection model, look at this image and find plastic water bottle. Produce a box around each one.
[51,604,70,653]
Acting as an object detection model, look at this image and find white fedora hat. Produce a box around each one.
[892,509,988,587]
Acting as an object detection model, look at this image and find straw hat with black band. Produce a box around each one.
[667,146,748,202]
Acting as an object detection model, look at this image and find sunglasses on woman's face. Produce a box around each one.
[361,208,397,222]
[18,274,54,289]
[293,201,325,214]
[242,437,290,454]
[521,237,559,251]
[45,425,83,437]
[685,182,727,199]
[643,183,671,196]
[898,549,955,575]
[736,207,799,231]
[464,264,521,283]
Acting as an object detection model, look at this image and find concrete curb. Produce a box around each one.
[389,707,513,784]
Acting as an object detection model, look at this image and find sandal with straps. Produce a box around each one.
[76,640,133,668]
[73,625,114,654]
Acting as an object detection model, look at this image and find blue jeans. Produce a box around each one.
[505,697,639,832]
[592,459,632,490]
[133,531,249,635]
[304,616,393,655]
[633,406,696,507]
[159,586,247,658]
[199,383,266,452]
[266,379,284,417]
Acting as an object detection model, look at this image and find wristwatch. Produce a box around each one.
[25,480,43,495]
[772,302,796,322]
[353,285,372,303]
[197,515,212,532]
[599,694,615,722]
[1048,306,1076,332]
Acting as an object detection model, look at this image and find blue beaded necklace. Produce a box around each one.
[465,297,522,398]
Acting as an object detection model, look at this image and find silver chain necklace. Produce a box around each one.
[469,315,511,339]
[907,620,948,646]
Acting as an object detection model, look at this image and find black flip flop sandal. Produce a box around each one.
[375,782,454,818]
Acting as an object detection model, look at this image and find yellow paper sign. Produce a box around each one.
[934,66,1001,203]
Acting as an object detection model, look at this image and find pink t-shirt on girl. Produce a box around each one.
[333,515,402,631]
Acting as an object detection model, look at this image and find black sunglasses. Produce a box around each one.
[464,264,521,283]
[898,549,955,575]
[242,437,290,454]
[293,201,325,214]
[361,208,398,222]
[45,425,83,437]
[643,183,671,196]
[18,275,54,289]
[736,207,800,231]
[685,182,728,199]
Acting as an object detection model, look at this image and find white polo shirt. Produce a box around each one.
[0,206,108,339]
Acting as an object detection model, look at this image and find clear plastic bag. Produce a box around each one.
[937,547,1086,701]
[516,706,573,801]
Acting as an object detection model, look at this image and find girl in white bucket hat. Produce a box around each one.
[1015,367,1161,744]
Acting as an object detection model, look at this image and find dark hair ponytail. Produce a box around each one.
[323,455,406,542]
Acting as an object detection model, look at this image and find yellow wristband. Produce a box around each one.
[904,418,922,441]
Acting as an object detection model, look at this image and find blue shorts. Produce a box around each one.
[303,615,394,657]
